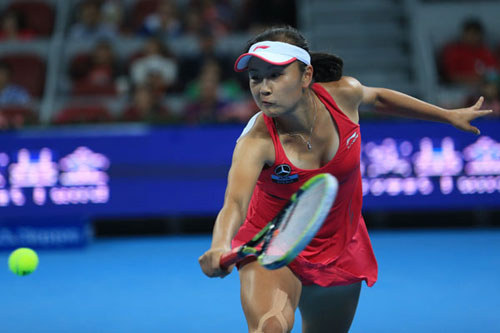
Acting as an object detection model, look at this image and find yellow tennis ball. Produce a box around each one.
[8,248,39,276]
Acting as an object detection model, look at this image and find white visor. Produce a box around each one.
[234,41,311,72]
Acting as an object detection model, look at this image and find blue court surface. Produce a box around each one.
[1,229,499,333]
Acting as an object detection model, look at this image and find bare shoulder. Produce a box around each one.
[236,112,275,165]
[319,76,363,105]
[317,77,364,122]
[238,112,271,142]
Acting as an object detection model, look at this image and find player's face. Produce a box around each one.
[247,58,310,117]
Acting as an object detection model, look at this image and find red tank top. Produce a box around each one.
[234,83,377,287]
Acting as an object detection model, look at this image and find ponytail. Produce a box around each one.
[310,52,343,82]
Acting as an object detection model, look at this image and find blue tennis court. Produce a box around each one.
[1,229,499,333]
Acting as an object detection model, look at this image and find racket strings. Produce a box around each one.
[262,181,328,262]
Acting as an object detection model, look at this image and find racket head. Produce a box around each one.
[257,173,339,269]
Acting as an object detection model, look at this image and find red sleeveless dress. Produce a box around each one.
[232,83,378,287]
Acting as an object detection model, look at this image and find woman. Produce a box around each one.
[198,26,491,333]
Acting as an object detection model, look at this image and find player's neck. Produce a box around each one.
[275,91,316,134]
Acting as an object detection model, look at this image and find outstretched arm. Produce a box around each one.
[360,85,492,135]
[198,132,271,278]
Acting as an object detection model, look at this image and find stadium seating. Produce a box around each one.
[52,104,113,125]
[0,53,46,98]
[0,105,37,128]
[129,0,160,32]
[7,0,55,37]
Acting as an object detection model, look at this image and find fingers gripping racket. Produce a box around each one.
[220,173,339,270]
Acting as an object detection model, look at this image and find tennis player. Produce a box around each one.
[198,26,491,333]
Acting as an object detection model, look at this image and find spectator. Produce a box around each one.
[0,62,34,130]
[183,58,255,124]
[69,39,123,96]
[465,73,500,117]
[69,0,117,40]
[121,84,176,124]
[497,44,500,68]
[130,37,178,98]
[0,10,35,41]
[138,0,182,39]
[101,0,125,34]
[0,62,31,106]
[187,0,235,37]
[440,18,499,85]
[0,112,7,130]
[183,67,229,124]
[236,0,297,33]
[181,10,204,37]
[178,30,234,89]
[0,106,36,130]
[185,58,242,102]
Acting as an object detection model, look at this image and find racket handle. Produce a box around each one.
[219,248,242,270]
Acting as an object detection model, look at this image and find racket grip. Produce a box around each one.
[219,248,241,270]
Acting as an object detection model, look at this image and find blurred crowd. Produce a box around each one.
[438,18,500,116]
[0,0,296,129]
[0,1,499,131]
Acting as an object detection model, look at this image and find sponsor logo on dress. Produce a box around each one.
[346,132,359,149]
[271,164,299,184]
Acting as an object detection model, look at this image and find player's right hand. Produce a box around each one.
[198,247,234,278]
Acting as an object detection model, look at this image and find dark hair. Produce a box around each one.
[0,61,10,73]
[244,25,343,82]
[463,18,484,34]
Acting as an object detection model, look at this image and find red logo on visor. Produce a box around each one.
[253,45,269,51]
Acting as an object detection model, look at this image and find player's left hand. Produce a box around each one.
[447,96,492,135]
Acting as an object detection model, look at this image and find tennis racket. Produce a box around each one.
[220,173,338,270]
